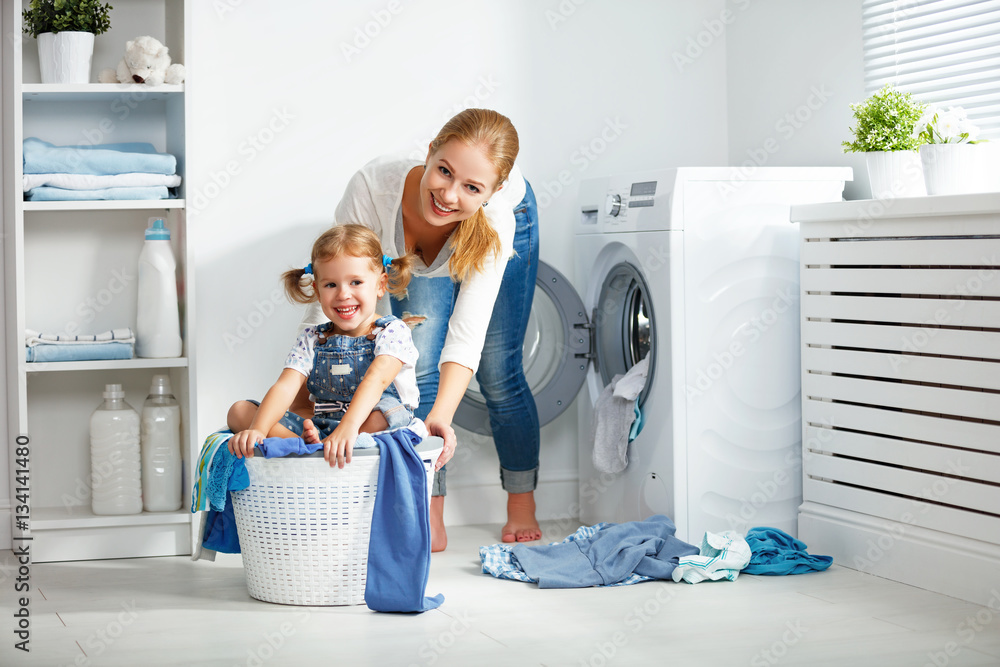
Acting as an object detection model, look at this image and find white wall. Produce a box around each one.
[725,0,867,199]
[187,0,730,526]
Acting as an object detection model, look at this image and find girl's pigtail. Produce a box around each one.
[386,251,418,298]
[282,267,315,304]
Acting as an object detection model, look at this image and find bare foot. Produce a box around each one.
[430,495,447,552]
[302,418,320,444]
[502,491,541,543]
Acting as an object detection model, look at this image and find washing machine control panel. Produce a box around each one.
[605,193,621,216]
[604,180,658,224]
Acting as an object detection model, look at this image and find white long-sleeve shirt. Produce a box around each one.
[302,154,526,373]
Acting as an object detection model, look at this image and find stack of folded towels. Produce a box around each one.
[23,137,180,201]
[25,328,135,362]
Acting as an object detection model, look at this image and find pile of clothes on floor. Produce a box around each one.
[481,515,832,588]
[22,137,180,201]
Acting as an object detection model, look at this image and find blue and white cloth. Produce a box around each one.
[26,185,170,201]
[482,515,699,588]
[671,530,752,583]
[481,523,653,587]
[24,327,134,362]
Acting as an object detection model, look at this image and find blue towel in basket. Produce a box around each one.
[365,428,444,613]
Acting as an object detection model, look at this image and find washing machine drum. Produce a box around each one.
[592,261,656,408]
[453,261,589,435]
[453,260,656,434]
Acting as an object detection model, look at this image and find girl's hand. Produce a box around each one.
[229,429,265,459]
[323,425,358,469]
[423,416,456,471]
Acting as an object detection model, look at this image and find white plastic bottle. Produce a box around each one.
[140,375,183,512]
[136,217,182,358]
[90,384,143,515]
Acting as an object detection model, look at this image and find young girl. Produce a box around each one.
[228,224,418,468]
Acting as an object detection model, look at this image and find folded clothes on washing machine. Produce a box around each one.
[590,355,649,474]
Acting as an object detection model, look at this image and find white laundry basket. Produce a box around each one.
[231,436,442,606]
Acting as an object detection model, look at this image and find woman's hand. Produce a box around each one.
[323,424,358,469]
[424,416,456,471]
[229,429,264,459]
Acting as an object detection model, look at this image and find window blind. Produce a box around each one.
[863,0,1000,139]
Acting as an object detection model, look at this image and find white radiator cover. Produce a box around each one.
[792,193,1000,606]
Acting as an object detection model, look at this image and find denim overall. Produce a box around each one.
[276,315,413,440]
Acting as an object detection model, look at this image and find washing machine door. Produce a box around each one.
[453,260,590,433]
[592,261,656,408]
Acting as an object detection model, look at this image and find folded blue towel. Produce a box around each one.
[510,515,699,588]
[744,526,833,575]
[364,429,444,612]
[26,185,170,201]
[25,341,133,362]
[23,137,177,175]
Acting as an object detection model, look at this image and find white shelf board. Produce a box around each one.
[23,199,185,212]
[22,83,184,102]
[25,357,188,373]
[31,505,191,530]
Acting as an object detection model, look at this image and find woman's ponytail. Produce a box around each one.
[447,207,502,281]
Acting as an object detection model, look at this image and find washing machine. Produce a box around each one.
[454,166,851,544]
[574,167,851,542]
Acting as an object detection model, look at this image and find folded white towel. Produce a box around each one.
[25,327,135,346]
[23,173,181,192]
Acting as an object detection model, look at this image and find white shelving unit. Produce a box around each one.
[792,193,1000,607]
[3,0,196,562]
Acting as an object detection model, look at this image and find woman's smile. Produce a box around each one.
[430,192,458,216]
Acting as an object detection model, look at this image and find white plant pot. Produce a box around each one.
[37,31,95,84]
[919,143,996,196]
[864,150,925,199]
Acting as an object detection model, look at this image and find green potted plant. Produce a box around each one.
[842,84,928,199]
[22,0,113,84]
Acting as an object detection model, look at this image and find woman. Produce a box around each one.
[229,109,541,551]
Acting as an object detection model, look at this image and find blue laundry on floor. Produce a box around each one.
[481,523,653,586]
[509,515,698,588]
[744,527,833,575]
[26,185,171,201]
[23,137,177,175]
[364,429,444,612]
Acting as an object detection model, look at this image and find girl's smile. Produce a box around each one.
[313,254,387,337]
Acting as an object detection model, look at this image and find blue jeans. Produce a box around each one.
[391,181,540,496]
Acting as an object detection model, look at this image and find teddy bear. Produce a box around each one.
[98,36,185,86]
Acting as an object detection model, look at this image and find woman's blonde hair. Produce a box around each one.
[430,108,519,281]
[283,224,416,303]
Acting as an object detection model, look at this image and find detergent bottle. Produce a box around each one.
[90,384,142,515]
[136,218,182,358]
[140,374,183,511]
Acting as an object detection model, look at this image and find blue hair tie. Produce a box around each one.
[382,254,393,270]
[303,263,313,275]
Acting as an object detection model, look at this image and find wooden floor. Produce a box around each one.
[3,522,1000,666]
